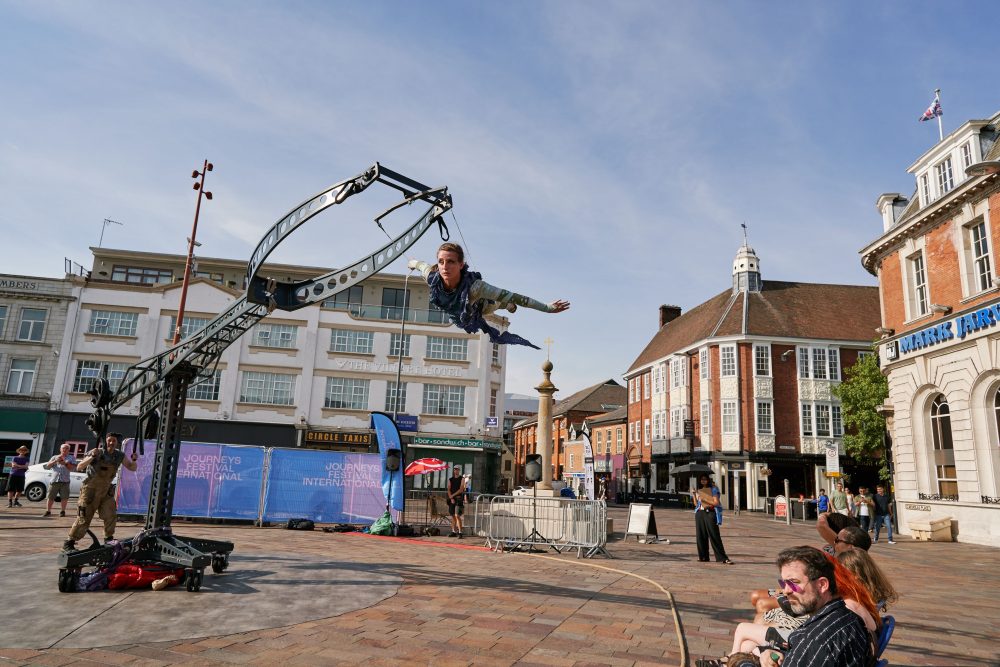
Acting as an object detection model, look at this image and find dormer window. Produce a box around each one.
[920,174,931,206]
[961,142,973,171]
[936,157,954,195]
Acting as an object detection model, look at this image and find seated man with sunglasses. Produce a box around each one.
[749,547,872,667]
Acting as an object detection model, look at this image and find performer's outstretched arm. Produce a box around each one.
[470,279,569,314]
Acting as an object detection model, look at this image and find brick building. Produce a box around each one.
[512,379,625,487]
[861,108,1000,546]
[624,244,881,511]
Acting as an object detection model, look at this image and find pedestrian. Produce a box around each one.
[578,480,586,500]
[871,484,895,544]
[809,489,830,516]
[7,445,30,507]
[693,474,733,564]
[63,433,138,551]
[43,443,77,517]
[845,486,856,516]
[854,487,872,533]
[446,465,465,538]
[829,482,849,515]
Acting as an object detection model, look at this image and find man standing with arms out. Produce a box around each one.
[63,433,137,551]
[446,466,465,538]
[759,546,871,667]
[830,482,849,516]
[43,443,77,517]
[872,484,895,545]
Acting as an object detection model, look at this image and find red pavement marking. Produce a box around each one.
[341,532,490,551]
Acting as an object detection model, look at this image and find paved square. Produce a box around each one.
[1,504,997,665]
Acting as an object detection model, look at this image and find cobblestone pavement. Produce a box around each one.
[1,503,997,666]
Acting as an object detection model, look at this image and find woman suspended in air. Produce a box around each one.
[408,243,569,349]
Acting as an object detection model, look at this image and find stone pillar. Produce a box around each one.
[535,360,557,491]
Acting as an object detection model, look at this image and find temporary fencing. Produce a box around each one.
[486,494,610,558]
[118,441,387,525]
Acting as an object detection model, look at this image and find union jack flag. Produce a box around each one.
[920,98,942,122]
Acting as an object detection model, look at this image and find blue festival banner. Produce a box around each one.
[371,412,404,513]
[117,440,265,520]
[261,448,385,523]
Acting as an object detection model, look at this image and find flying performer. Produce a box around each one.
[408,243,569,349]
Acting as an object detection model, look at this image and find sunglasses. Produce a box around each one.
[777,578,811,593]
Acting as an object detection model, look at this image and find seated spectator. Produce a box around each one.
[699,547,874,667]
[748,515,869,619]
[837,547,898,613]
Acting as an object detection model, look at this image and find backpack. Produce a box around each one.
[286,518,315,530]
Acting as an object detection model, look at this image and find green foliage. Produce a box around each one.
[832,350,891,482]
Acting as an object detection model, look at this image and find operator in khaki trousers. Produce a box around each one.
[64,433,137,551]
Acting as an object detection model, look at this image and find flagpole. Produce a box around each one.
[935,89,943,142]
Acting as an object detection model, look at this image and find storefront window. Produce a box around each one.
[931,394,957,496]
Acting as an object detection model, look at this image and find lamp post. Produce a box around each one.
[172,160,213,346]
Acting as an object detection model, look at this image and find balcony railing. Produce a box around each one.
[324,302,450,325]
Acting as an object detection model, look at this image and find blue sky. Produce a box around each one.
[2,1,996,396]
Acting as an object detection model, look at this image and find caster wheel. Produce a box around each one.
[193,570,203,592]
[211,555,229,573]
[58,569,69,593]
[185,569,196,592]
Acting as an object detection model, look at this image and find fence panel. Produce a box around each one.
[118,440,265,520]
[486,495,610,558]
[261,449,385,524]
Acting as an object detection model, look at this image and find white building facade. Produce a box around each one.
[47,248,507,491]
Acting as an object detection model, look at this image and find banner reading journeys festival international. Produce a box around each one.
[261,448,385,524]
[118,440,265,520]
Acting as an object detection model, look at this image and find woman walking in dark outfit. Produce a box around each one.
[694,474,733,564]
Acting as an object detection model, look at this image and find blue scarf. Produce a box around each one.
[427,268,540,349]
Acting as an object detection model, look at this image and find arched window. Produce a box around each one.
[930,394,957,497]
[995,388,1000,445]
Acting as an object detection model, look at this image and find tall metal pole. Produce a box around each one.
[935,89,944,142]
[173,160,213,345]
[393,271,412,420]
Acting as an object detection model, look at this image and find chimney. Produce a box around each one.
[659,304,682,327]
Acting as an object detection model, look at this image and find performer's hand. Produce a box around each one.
[550,300,570,313]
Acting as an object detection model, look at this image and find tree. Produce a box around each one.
[832,350,891,482]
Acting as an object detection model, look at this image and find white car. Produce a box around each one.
[23,463,87,503]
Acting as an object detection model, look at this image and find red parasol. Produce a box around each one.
[404,457,449,476]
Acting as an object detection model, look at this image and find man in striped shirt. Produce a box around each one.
[760,546,872,667]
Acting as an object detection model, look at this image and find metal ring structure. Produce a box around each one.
[109,163,451,415]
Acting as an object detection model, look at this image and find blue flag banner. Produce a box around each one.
[261,448,384,523]
[371,412,405,513]
[117,440,265,520]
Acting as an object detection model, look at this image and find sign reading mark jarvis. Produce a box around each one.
[894,302,1000,357]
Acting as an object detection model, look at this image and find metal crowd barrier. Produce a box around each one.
[398,490,496,536]
[399,489,452,532]
[486,495,610,558]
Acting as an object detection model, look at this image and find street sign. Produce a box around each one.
[485,416,498,428]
